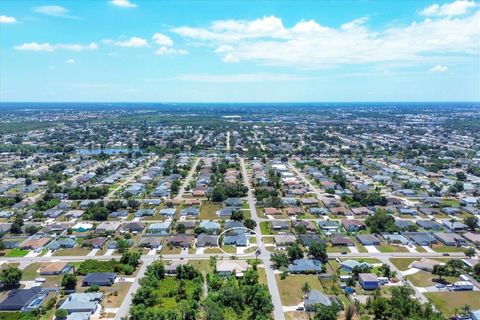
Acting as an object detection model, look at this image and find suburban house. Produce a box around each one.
[416,220,443,231]
[341,219,366,232]
[341,260,370,273]
[19,237,50,251]
[39,262,73,275]
[224,198,243,207]
[148,221,171,234]
[216,207,236,217]
[288,259,323,274]
[271,220,289,231]
[180,207,200,217]
[410,258,443,272]
[159,208,176,217]
[0,287,47,311]
[434,232,466,246]
[356,234,381,246]
[358,273,379,290]
[199,221,221,234]
[403,232,437,246]
[96,222,121,233]
[274,234,296,247]
[298,234,323,247]
[165,260,189,275]
[82,273,117,286]
[196,233,218,247]
[330,235,354,247]
[223,234,248,246]
[82,237,106,249]
[167,235,194,248]
[59,292,103,315]
[216,260,249,277]
[122,222,146,233]
[463,232,480,245]
[304,290,337,311]
[318,220,340,234]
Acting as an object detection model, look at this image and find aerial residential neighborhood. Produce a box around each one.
[1,0,480,319]
[0,102,479,320]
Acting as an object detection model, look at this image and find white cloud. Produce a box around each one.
[66,58,75,64]
[172,7,480,69]
[14,42,98,52]
[176,73,309,83]
[0,15,17,23]
[110,0,137,8]
[104,37,148,47]
[33,6,77,19]
[152,33,173,46]
[429,65,448,72]
[421,0,477,16]
[155,47,188,56]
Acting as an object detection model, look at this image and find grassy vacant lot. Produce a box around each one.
[103,282,132,308]
[275,274,323,306]
[199,201,223,220]
[407,270,458,287]
[5,248,28,257]
[160,246,182,254]
[21,263,41,280]
[431,243,466,253]
[390,258,418,271]
[260,221,273,235]
[187,259,214,276]
[375,244,409,253]
[285,312,309,320]
[425,291,480,317]
[53,247,90,256]
[327,245,349,253]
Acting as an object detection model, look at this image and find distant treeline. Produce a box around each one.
[0,121,59,134]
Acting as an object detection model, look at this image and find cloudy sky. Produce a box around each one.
[1,0,479,102]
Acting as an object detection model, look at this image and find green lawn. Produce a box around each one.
[431,243,467,253]
[53,247,90,256]
[199,201,223,220]
[376,244,408,253]
[275,274,323,305]
[407,270,457,287]
[425,292,480,317]
[21,263,41,280]
[5,248,28,257]
[390,258,418,271]
[260,221,273,235]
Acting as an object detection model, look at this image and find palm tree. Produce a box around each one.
[301,282,311,296]
[460,304,471,318]
[449,218,456,230]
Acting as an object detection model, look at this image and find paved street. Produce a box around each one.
[176,157,200,199]
[240,157,285,320]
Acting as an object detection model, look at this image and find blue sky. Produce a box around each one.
[0,0,479,102]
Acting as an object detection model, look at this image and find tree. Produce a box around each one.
[313,303,340,320]
[61,273,77,290]
[243,219,257,230]
[301,282,311,296]
[0,267,22,289]
[308,241,328,262]
[128,199,140,210]
[55,309,68,319]
[230,210,244,221]
[432,264,449,282]
[456,171,467,181]
[271,252,289,269]
[365,209,397,233]
[176,223,186,234]
[287,243,303,262]
[464,216,478,231]
[465,247,476,258]
[211,187,226,202]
